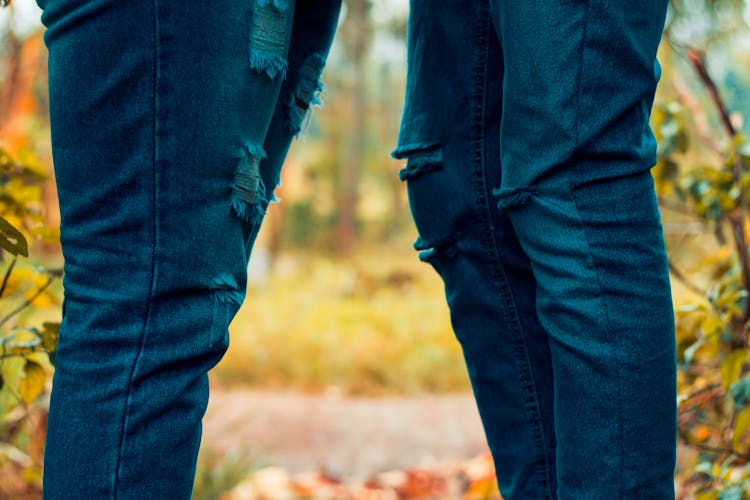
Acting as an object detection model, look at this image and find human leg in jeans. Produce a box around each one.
[37,0,340,497]
[394,1,677,498]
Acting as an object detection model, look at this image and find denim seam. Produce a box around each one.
[570,1,625,497]
[111,0,160,496]
[568,184,626,499]
[572,0,591,153]
[472,2,553,497]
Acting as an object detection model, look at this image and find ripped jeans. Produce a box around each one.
[37,0,341,497]
[395,1,677,499]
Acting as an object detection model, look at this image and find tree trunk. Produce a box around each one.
[336,0,372,252]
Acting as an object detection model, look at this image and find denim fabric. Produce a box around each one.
[36,0,340,497]
[394,1,677,499]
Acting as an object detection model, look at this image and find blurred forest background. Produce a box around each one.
[1,0,750,498]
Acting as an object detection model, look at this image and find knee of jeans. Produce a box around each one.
[228,0,294,231]
[392,142,466,268]
[210,273,246,309]
[285,53,327,137]
[206,273,245,355]
[493,186,539,211]
[230,143,269,234]
[249,0,293,79]
[230,50,329,238]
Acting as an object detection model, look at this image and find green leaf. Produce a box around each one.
[18,360,45,405]
[730,376,750,408]
[0,217,28,257]
[717,486,743,500]
[739,142,750,169]
[697,461,715,476]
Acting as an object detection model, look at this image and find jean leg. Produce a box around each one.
[489,1,677,497]
[394,2,557,498]
[398,147,558,500]
[502,175,677,499]
[246,0,342,252]
[39,0,296,497]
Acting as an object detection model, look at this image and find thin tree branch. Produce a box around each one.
[681,48,750,325]
[0,348,43,360]
[678,385,724,414]
[0,275,54,328]
[669,259,706,296]
[685,49,737,139]
[728,211,750,327]
[670,73,724,156]
[681,441,750,463]
[0,256,17,298]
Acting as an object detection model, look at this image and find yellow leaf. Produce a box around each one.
[18,360,46,405]
[41,322,59,353]
[696,491,718,500]
[28,225,60,244]
[700,314,723,338]
[733,406,750,452]
[16,148,48,179]
[720,351,747,390]
[25,288,53,307]
[1,271,22,297]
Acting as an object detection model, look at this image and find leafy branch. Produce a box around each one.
[661,15,750,495]
[670,41,750,330]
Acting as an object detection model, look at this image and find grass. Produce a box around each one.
[212,242,471,396]
[213,229,704,397]
[193,446,268,500]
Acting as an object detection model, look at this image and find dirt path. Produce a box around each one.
[202,389,490,481]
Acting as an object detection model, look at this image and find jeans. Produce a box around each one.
[37,0,341,497]
[395,1,677,499]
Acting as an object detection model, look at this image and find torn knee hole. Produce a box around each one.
[493,187,537,210]
[294,97,310,111]
[255,0,289,11]
[394,145,444,182]
[231,145,267,226]
[287,53,327,136]
[249,1,290,79]
[414,234,458,262]
[210,273,244,307]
